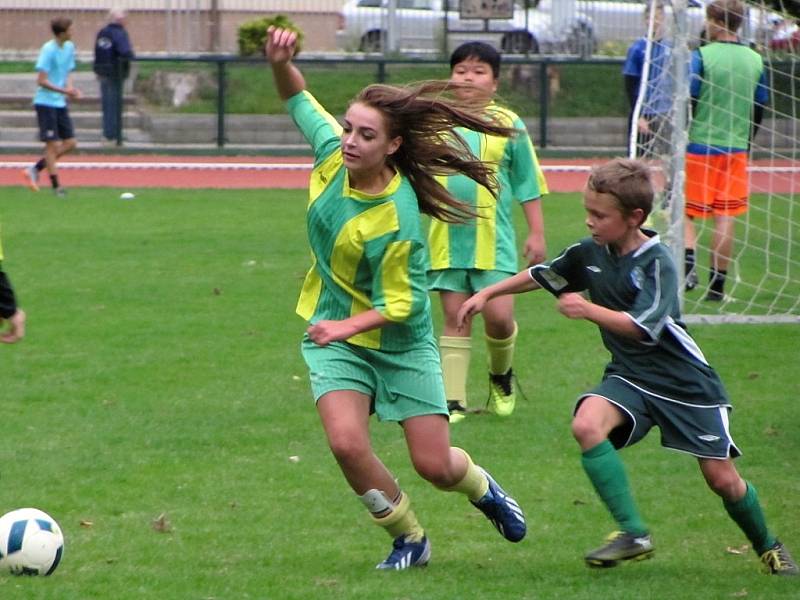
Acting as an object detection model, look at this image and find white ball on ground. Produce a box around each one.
[119,192,136,200]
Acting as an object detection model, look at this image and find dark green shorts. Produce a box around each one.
[427,268,514,294]
[577,375,741,459]
[301,335,448,422]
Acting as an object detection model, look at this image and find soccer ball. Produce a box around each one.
[0,508,64,576]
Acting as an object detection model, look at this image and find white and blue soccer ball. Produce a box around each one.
[0,508,64,576]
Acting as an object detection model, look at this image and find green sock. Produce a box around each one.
[581,440,648,536]
[723,482,775,555]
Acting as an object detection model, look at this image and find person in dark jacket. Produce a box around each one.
[93,8,134,145]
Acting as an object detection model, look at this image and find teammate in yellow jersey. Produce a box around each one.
[266,27,526,571]
[427,42,548,422]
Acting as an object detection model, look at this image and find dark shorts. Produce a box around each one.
[576,375,741,459]
[35,104,75,142]
[0,270,18,319]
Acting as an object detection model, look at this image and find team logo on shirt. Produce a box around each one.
[631,266,645,290]
[586,265,601,273]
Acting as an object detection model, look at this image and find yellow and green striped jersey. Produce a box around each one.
[286,91,434,351]
[427,103,547,273]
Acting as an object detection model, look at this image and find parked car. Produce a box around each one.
[335,0,598,56]
[572,0,784,49]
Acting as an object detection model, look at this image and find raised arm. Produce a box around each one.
[456,269,541,330]
[265,27,305,101]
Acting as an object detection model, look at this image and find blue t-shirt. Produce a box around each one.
[33,40,76,108]
[623,37,673,116]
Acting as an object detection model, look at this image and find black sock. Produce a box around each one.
[35,158,46,171]
[709,268,726,294]
[684,248,696,275]
[50,174,60,189]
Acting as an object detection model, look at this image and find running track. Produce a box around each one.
[1,155,797,193]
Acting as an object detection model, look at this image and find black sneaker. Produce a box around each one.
[704,289,724,302]
[760,540,799,576]
[585,531,654,568]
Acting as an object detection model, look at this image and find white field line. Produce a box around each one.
[1,161,795,173]
[0,161,594,172]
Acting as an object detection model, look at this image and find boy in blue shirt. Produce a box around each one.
[22,17,82,197]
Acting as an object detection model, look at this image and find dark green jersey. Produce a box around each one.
[530,232,729,406]
[286,91,433,351]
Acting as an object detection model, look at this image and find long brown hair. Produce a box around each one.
[354,80,519,223]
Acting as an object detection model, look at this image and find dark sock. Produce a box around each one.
[35,158,46,171]
[684,248,696,276]
[50,174,59,190]
[723,482,775,555]
[709,268,726,295]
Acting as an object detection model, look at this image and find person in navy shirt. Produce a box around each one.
[93,8,135,145]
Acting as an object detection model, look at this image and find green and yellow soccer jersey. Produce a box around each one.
[427,103,547,273]
[529,232,729,406]
[286,90,434,351]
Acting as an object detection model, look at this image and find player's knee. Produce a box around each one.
[571,414,603,446]
[705,469,743,499]
[326,433,369,465]
[411,456,451,487]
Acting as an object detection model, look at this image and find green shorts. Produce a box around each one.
[427,268,515,294]
[300,335,448,422]
[577,375,741,459]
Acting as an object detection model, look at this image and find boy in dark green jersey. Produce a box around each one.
[266,27,527,571]
[684,0,768,300]
[0,227,26,343]
[427,42,548,422]
[457,158,798,575]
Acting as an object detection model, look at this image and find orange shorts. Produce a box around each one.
[684,152,749,218]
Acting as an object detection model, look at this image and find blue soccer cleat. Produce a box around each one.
[471,467,526,542]
[376,535,431,570]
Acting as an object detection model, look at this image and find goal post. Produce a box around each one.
[630,0,800,324]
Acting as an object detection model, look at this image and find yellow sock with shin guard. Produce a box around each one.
[439,335,472,406]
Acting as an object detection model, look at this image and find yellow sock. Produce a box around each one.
[440,448,489,502]
[439,335,472,407]
[371,492,425,542]
[486,322,517,376]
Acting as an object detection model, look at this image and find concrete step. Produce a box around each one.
[0,127,151,143]
[0,110,143,129]
[0,72,105,95]
[0,95,138,111]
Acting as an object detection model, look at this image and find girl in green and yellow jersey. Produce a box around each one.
[266,27,528,571]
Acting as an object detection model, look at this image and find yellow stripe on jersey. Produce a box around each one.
[474,141,501,268]
[295,254,323,322]
[331,201,401,349]
[380,240,413,322]
[309,151,343,206]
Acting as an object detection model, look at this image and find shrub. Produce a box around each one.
[237,14,304,57]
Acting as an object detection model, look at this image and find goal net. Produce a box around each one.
[629,0,800,323]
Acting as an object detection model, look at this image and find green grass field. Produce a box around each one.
[0,187,798,599]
